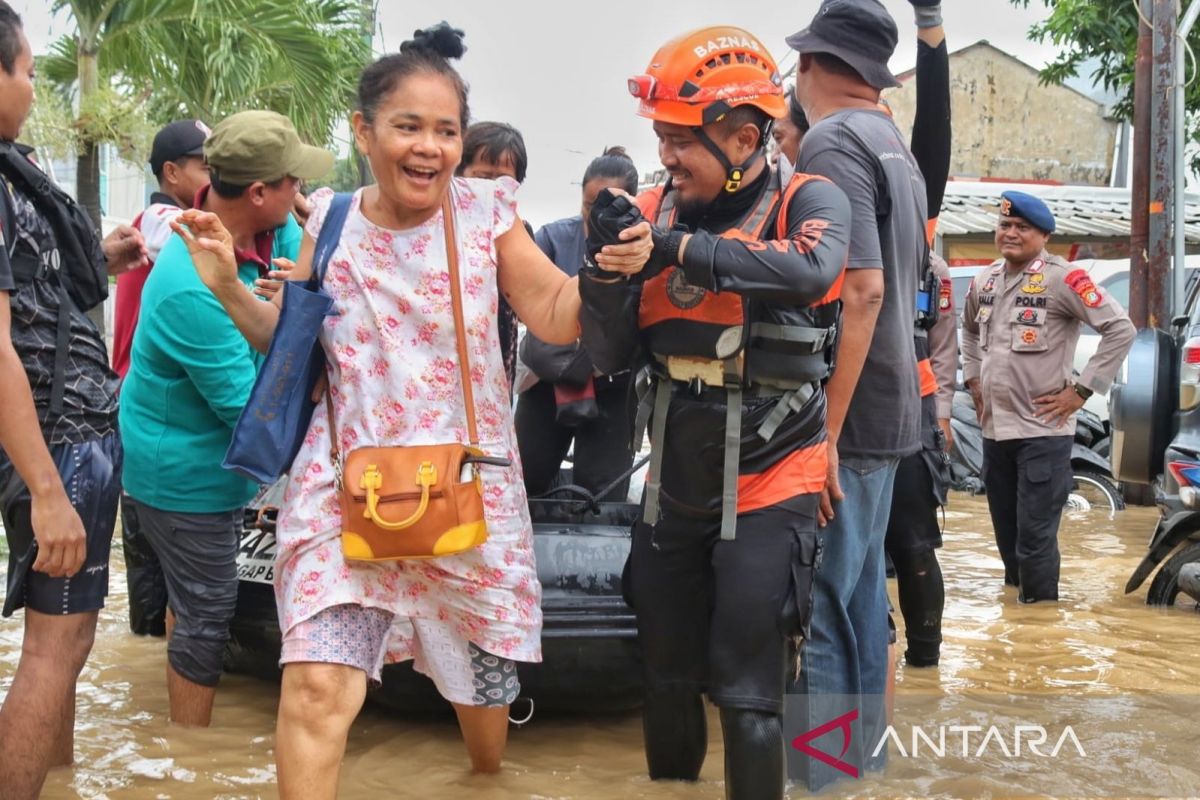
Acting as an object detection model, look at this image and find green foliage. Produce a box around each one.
[44,0,371,157]
[20,73,77,161]
[1010,0,1200,170]
[75,85,156,163]
[309,153,371,193]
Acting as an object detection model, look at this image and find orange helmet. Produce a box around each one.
[629,27,787,127]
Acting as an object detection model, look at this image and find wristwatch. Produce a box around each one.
[1072,383,1094,401]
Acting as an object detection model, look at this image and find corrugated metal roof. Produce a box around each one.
[938,181,1200,243]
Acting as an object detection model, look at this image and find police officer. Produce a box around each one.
[579,27,851,800]
[961,191,1135,602]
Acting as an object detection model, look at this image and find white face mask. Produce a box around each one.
[778,150,796,187]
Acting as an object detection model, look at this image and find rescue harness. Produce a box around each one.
[634,169,841,539]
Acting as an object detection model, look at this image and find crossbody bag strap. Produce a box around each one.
[441,193,480,450]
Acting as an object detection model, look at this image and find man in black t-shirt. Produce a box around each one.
[787,0,929,790]
[0,6,148,797]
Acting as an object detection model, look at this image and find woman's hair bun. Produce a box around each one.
[602,146,630,159]
[401,21,467,60]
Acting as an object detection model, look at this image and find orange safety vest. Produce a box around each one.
[633,171,844,539]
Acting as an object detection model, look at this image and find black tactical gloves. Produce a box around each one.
[583,189,645,278]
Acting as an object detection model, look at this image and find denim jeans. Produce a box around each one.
[791,456,899,791]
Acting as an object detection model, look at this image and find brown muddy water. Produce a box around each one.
[3,494,1200,799]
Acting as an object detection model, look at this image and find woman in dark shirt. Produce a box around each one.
[515,147,640,499]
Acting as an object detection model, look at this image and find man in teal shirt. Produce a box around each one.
[119,110,332,727]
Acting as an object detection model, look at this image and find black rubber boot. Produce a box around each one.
[643,687,707,781]
[719,707,784,800]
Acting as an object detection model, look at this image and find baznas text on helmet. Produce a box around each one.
[692,36,762,59]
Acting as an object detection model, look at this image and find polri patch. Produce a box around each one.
[938,278,953,312]
[1016,308,1039,324]
[1065,268,1102,308]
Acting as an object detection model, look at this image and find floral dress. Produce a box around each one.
[274,178,542,696]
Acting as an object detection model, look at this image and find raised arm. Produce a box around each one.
[497,217,580,346]
[171,209,303,353]
[909,5,951,219]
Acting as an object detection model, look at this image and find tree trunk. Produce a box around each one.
[76,46,106,334]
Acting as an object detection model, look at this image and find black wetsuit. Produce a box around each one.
[579,165,850,797]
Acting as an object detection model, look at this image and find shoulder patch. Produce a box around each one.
[1065,268,1102,307]
[938,277,953,311]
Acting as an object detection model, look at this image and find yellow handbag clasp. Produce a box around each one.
[360,462,437,530]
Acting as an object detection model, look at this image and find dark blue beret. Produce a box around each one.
[999,190,1055,234]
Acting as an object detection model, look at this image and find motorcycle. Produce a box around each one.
[1121,441,1200,607]
[947,389,1125,516]
[1110,327,1200,608]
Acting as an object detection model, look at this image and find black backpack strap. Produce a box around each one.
[0,144,87,417]
[0,177,17,260]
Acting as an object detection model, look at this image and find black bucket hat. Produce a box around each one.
[786,0,902,90]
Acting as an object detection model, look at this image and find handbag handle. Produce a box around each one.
[325,190,481,483]
[360,462,436,529]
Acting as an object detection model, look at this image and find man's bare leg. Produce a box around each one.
[50,684,77,767]
[0,609,98,800]
[166,662,217,727]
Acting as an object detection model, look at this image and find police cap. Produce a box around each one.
[999,190,1055,234]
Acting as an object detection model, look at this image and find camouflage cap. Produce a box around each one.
[204,110,334,185]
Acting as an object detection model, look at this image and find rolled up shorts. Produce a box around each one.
[129,498,241,687]
[2,432,122,618]
[281,604,521,708]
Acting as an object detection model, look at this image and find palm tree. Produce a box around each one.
[45,0,370,227]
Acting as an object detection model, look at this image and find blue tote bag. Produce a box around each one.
[222,193,353,484]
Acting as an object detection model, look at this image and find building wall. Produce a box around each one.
[884,43,1118,187]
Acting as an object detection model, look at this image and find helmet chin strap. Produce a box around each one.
[692,126,762,193]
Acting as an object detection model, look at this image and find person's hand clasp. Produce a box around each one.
[585,189,653,278]
[30,486,88,578]
[171,210,239,291]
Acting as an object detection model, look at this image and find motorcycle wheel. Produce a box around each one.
[1065,470,1126,518]
[1146,541,1200,607]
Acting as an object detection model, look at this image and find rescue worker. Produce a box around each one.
[886,252,955,667]
[961,191,1135,603]
[578,27,851,800]
[885,0,955,671]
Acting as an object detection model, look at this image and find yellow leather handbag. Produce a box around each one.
[327,196,509,561]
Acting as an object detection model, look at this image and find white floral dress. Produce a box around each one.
[274,178,542,693]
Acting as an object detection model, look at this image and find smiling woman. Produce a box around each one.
[173,20,652,800]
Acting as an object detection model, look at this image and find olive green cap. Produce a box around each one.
[203,110,334,185]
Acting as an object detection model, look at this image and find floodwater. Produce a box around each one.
[4,494,1200,799]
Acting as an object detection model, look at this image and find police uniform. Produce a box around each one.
[961,194,1135,602]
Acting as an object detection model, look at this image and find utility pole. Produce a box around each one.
[1174,1,1200,313]
[1131,0,1153,329]
[1149,0,1177,330]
